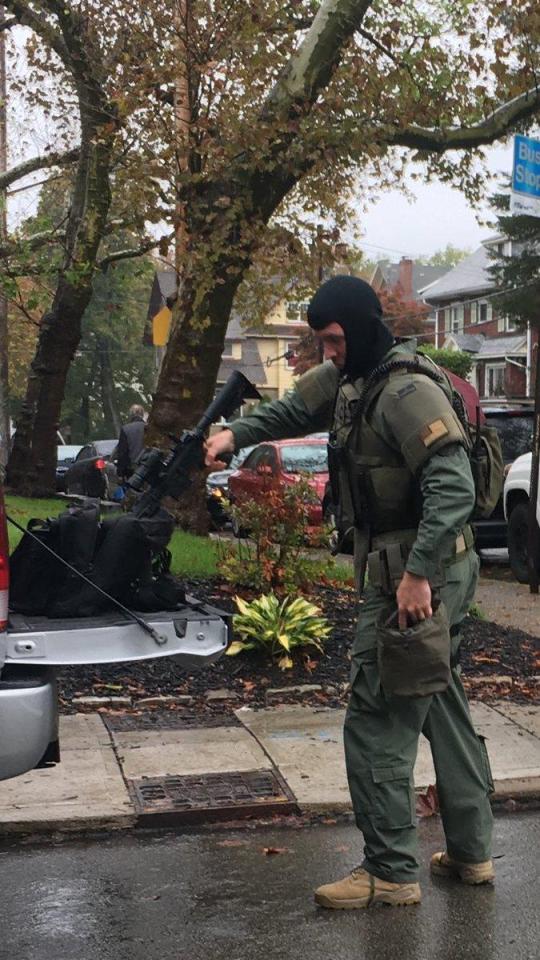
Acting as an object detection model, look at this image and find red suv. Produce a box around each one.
[228,438,329,536]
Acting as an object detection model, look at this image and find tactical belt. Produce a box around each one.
[368,524,474,595]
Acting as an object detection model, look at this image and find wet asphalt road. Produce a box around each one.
[0,813,538,960]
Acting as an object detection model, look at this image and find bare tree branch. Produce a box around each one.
[3,0,71,64]
[97,232,174,270]
[384,85,540,151]
[357,26,408,69]
[0,147,79,190]
[0,227,66,260]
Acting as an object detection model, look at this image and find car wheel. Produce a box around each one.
[507,502,533,583]
[85,472,106,499]
[66,480,84,495]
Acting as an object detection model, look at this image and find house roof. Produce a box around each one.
[476,334,527,358]
[443,332,526,358]
[377,261,448,300]
[146,270,177,323]
[217,338,267,386]
[446,333,486,353]
[420,246,494,302]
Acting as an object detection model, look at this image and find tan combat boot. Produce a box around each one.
[430,852,495,885]
[314,867,421,909]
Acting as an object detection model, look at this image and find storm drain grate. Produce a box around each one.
[104,710,242,732]
[128,769,298,825]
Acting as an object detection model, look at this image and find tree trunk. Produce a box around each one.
[97,335,121,437]
[80,343,99,440]
[7,123,115,494]
[4,1,117,494]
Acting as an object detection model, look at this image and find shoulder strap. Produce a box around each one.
[357,355,468,429]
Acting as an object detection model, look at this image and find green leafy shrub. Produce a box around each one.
[217,477,333,593]
[228,593,332,669]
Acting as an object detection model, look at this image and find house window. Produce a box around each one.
[478,301,492,324]
[232,342,242,359]
[286,301,310,323]
[470,302,478,325]
[485,363,506,398]
[449,304,464,334]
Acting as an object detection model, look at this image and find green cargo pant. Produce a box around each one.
[344,549,494,884]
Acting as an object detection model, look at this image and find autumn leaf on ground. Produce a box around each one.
[262,847,289,856]
[416,784,439,818]
[217,839,248,848]
[241,680,256,692]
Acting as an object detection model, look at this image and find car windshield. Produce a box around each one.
[56,445,82,462]
[230,446,255,470]
[94,440,117,457]
[280,444,328,474]
[488,415,534,463]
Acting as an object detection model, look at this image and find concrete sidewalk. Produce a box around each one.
[0,699,538,836]
[475,577,540,636]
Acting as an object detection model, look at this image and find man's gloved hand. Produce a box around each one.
[204,428,235,468]
[396,571,433,630]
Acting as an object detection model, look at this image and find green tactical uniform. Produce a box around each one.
[229,340,493,883]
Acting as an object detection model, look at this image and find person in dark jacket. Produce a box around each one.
[116,404,146,481]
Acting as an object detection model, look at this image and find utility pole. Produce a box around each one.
[0,7,10,471]
[528,338,540,593]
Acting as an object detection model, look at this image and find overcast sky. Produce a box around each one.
[354,141,514,262]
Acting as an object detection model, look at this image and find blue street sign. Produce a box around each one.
[511,134,540,217]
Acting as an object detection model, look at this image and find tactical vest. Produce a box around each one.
[295,349,472,588]
[330,376,407,543]
[328,355,464,540]
[329,352,467,568]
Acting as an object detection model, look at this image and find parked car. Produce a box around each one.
[55,444,83,492]
[0,484,230,782]
[473,407,534,550]
[64,440,119,499]
[227,438,329,537]
[504,451,540,582]
[206,446,256,528]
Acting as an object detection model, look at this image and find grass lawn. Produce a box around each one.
[4,494,353,584]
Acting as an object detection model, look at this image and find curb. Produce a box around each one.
[1,779,539,841]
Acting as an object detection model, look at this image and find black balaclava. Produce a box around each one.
[306,275,394,379]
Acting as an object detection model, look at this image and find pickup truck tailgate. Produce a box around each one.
[5,596,230,667]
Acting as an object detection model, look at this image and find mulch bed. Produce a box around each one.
[58,575,540,716]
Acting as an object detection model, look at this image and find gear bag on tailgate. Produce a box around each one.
[9,503,184,617]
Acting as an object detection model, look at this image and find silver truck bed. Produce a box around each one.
[5,596,230,668]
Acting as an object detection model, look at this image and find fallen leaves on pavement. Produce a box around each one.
[416,784,439,818]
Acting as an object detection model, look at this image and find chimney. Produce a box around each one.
[398,257,413,299]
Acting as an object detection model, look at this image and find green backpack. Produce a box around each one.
[358,355,505,521]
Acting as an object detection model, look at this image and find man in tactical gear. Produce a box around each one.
[205,275,495,908]
[116,404,146,482]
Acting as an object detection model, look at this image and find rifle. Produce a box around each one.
[127,371,262,519]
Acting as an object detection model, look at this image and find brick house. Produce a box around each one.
[370,257,448,343]
[420,237,538,405]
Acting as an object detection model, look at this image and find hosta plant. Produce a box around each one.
[228,593,331,669]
